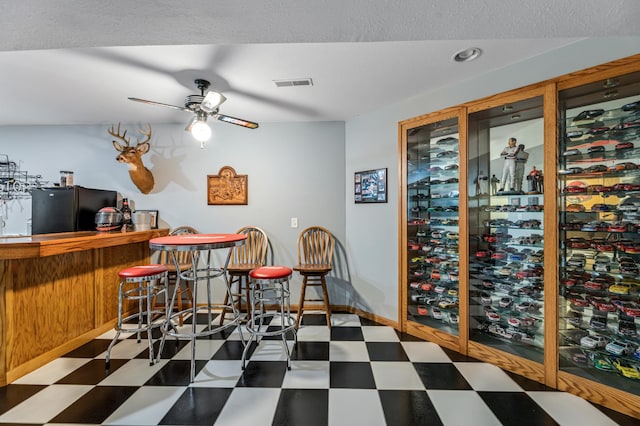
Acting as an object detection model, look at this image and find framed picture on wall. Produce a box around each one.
[354,168,387,203]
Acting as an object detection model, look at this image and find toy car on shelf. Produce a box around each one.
[436,137,458,145]
[431,307,444,320]
[619,262,640,275]
[611,300,640,317]
[605,340,638,356]
[566,204,586,212]
[618,319,637,337]
[563,310,583,326]
[559,167,584,175]
[610,162,637,171]
[484,307,500,322]
[438,298,459,309]
[563,148,581,156]
[589,315,607,331]
[592,355,616,372]
[587,146,606,154]
[584,164,609,173]
[591,203,613,212]
[507,316,537,328]
[567,254,587,268]
[615,141,635,150]
[611,358,640,380]
[622,101,640,111]
[567,295,590,308]
[567,237,590,249]
[579,333,608,349]
[563,185,587,193]
[573,108,605,122]
[593,255,612,272]
[588,296,616,312]
[436,150,458,158]
[587,127,611,135]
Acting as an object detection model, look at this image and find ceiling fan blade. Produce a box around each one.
[213,113,259,129]
[128,97,190,112]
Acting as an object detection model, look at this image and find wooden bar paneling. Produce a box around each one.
[0,229,168,385]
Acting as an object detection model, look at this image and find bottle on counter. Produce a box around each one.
[121,198,133,230]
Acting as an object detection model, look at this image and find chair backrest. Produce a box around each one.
[297,226,335,267]
[231,226,269,266]
[160,226,199,265]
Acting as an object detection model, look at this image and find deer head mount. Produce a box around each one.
[108,123,155,194]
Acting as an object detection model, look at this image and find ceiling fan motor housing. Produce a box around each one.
[185,94,205,110]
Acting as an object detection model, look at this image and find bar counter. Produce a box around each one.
[0,229,169,385]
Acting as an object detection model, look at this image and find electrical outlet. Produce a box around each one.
[291,218,298,228]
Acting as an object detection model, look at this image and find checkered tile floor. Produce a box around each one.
[0,313,636,425]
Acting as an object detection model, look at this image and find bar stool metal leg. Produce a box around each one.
[241,266,297,370]
[105,265,169,372]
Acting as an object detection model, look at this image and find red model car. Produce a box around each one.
[615,141,634,150]
[608,222,633,233]
[475,250,492,258]
[568,296,590,308]
[563,185,587,193]
[612,300,640,317]
[595,241,615,251]
[588,297,617,312]
[567,237,590,249]
[583,280,606,291]
[420,282,435,292]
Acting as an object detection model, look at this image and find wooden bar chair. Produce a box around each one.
[159,226,199,325]
[219,226,269,325]
[293,226,335,328]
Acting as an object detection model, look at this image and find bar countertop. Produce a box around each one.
[0,228,169,260]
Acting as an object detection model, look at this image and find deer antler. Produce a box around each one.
[108,122,130,146]
[136,123,152,145]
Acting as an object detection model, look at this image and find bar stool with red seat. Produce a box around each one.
[105,264,169,371]
[241,266,297,370]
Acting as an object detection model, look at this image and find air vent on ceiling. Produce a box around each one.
[274,78,313,88]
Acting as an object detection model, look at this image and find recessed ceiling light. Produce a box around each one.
[453,47,482,62]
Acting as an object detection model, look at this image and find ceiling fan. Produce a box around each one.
[128,78,258,143]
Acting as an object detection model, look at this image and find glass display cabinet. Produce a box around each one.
[399,54,640,418]
[558,70,640,397]
[467,94,546,366]
[402,112,463,346]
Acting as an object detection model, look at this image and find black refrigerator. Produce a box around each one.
[31,186,118,234]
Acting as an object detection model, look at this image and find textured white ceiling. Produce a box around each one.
[0,0,639,127]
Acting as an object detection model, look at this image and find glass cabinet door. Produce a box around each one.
[558,71,640,395]
[468,96,546,363]
[406,117,460,335]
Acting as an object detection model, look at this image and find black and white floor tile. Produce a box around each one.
[0,313,636,425]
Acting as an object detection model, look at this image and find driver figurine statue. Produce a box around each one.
[499,137,519,193]
[514,143,529,193]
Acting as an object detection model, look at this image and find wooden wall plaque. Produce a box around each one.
[207,166,248,205]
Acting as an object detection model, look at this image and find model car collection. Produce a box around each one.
[408,97,640,396]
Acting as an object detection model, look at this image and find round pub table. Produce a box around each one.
[149,233,247,382]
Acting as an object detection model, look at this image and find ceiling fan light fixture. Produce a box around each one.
[201,91,227,113]
[191,119,212,144]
